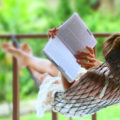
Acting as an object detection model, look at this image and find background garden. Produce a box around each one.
[0,0,120,120]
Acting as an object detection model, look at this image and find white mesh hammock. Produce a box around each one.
[51,62,120,118]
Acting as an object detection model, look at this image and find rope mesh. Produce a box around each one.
[52,62,120,117]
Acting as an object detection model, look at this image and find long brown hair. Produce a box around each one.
[102,33,120,75]
[102,33,120,59]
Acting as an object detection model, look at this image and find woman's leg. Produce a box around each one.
[2,43,59,77]
[21,43,53,83]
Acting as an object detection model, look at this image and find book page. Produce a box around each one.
[57,13,97,55]
[43,37,81,82]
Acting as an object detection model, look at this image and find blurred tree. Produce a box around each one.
[90,0,101,10]
[57,0,73,21]
[74,0,93,18]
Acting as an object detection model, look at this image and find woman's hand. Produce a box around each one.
[48,27,59,39]
[75,46,102,69]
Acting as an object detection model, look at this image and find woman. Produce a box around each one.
[1,28,104,118]
[2,26,120,117]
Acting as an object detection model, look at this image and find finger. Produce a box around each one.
[48,30,52,38]
[53,27,57,32]
[48,27,58,38]
[51,32,55,38]
[77,60,94,67]
[54,32,56,36]
[53,32,56,38]
[49,28,54,32]
[79,63,93,69]
[77,60,92,69]
[82,65,91,69]
[76,51,94,58]
[48,33,51,39]
[86,46,94,54]
[48,31,53,38]
[76,56,96,62]
[54,27,59,32]
[49,27,59,33]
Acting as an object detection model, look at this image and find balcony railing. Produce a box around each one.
[0,33,117,120]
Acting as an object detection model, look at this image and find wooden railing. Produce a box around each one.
[0,33,116,120]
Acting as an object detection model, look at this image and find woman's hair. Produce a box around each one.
[102,33,120,59]
[102,33,120,76]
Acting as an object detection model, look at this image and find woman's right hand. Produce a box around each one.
[48,27,59,39]
[75,46,102,69]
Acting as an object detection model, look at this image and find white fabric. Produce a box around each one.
[36,73,63,117]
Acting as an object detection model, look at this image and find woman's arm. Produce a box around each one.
[61,46,102,90]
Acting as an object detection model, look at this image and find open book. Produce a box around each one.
[42,13,97,83]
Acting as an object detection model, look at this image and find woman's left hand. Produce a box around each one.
[75,46,102,69]
[48,27,59,39]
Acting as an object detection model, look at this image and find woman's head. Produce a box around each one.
[102,33,120,75]
[102,33,120,59]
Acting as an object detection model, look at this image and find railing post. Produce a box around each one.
[92,113,97,120]
[52,111,58,120]
[12,43,19,120]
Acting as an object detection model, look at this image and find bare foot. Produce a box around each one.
[21,42,32,55]
[2,43,31,68]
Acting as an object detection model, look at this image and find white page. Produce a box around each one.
[43,37,81,82]
[57,13,97,55]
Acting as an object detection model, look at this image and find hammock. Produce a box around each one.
[52,62,120,118]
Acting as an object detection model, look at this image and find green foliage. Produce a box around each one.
[57,0,74,21]
[0,0,120,103]
[75,0,93,17]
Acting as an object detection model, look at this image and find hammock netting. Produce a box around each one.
[52,62,120,118]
